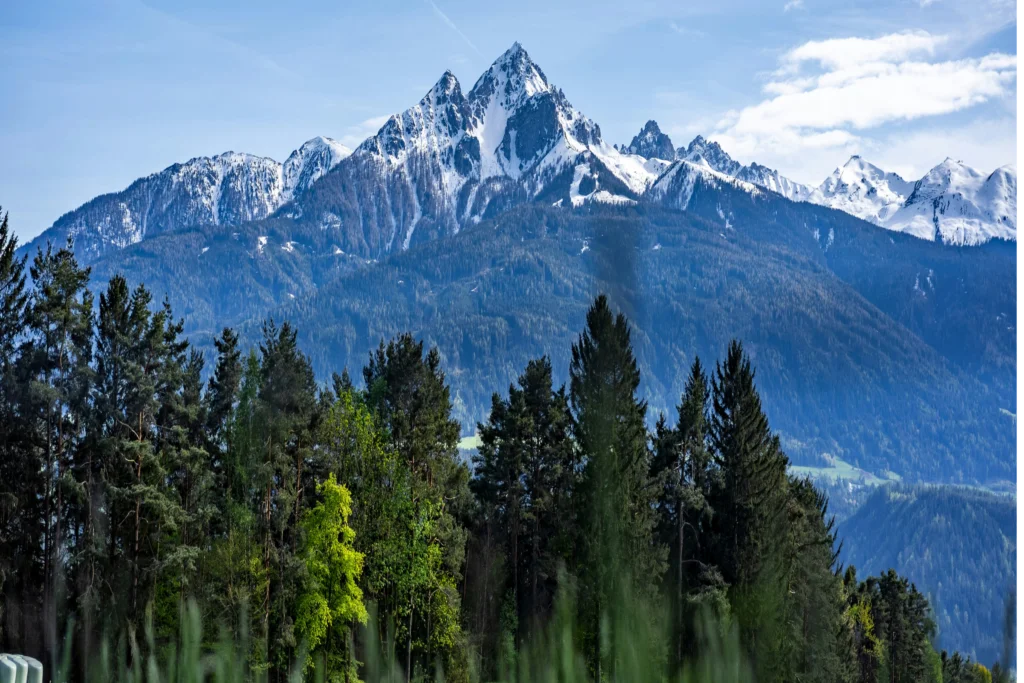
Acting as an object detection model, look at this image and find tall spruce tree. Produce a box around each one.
[569,294,665,677]
[708,340,791,681]
[0,210,32,654]
[86,277,186,633]
[21,241,94,665]
[472,356,575,661]
[255,320,319,678]
[650,356,719,669]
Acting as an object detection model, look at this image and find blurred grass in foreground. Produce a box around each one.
[52,582,749,683]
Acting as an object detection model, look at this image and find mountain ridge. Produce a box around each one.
[25,42,1014,265]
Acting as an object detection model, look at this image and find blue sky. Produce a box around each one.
[1,0,1016,241]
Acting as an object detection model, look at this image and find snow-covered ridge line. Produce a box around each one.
[28,136,352,262]
[620,119,1015,246]
[34,42,1014,263]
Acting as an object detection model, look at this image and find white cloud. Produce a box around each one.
[340,115,391,148]
[711,30,1016,164]
[783,0,804,11]
[778,30,946,72]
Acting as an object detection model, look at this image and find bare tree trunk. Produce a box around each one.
[407,598,414,682]
[677,491,684,667]
[131,412,144,616]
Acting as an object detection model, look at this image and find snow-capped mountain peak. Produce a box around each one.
[468,42,551,111]
[816,155,914,224]
[625,120,676,161]
[281,136,352,202]
[680,135,742,177]
[29,42,1015,264]
[885,158,1016,245]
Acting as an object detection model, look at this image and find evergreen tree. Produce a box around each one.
[708,340,791,681]
[0,210,26,376]
[569,294,665,676]
[155,348,215,635]
[20,241,94,664]
[86,277,185,633]
[787,478,853,683]
[206,327,243,444]
[472,356,576,666]
[255,320,319,678]
[650,356,719,669]
[0,210,32,654]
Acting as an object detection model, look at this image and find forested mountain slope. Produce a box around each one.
[840,485,1016,666]
[225,204,1012,483]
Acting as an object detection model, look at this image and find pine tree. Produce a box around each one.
[0,210,27,375]
[569,294,665,676]
[20,240,94,664]
[206,328,243,444]
[155,348,215,636]
[709,340,789,591]
[85,277,187,634]
[0,210,33,654]
[708,340,791,681]
[650,356,717,669]
[472,356,576,661]
[255,320,319,678]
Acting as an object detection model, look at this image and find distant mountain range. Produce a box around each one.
[27,136,351,262]
[619,121,1016,247]
[24,43,1014,262]
[14,43,1016,487]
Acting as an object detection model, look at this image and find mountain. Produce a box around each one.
[678,135,743,176]
[638,129,1017,246]
[28,45,1013,268]
[840,485,1016,666]
[752,153,1016,246]
[624,120,676,160]
[884,159,1017,245]
[735,162,816,202]
[85,191,1015,485]
[674,134,818,203]
[22,136,351,263]
[286,43,665,258]
[16,42,1017,487]
[816,155,915,224]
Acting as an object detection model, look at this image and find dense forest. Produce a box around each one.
[0,213,1013,682]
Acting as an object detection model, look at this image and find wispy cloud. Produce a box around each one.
[340,115,392,148]
[668,21,706,39]
[712,30,1016,163]
[425,0,483,57]
[783,0,804,12]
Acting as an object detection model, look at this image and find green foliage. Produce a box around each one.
[0,209,1006,683]
[296,474,367,681]
[569,295,665,676]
